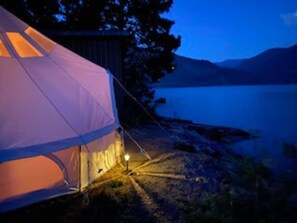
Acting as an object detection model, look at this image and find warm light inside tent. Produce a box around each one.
[25,27,56,53]
[0,155,65,202]
[0,39,10,57]
[6,32,42,58]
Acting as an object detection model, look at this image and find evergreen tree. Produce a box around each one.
[1,0,180,123]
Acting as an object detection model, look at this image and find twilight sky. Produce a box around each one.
[166,0,297,62]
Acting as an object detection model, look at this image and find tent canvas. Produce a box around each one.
[0,6,123,212]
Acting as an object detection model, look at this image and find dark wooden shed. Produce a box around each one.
[44,30,129,117]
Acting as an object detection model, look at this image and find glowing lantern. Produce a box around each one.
[124,154,130,161]
[124,154,130,172]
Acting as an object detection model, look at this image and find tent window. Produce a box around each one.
[0,39,10,57]
[6,32,42,58]
[25,27,56,53]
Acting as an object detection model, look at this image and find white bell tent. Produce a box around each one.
[0,6,123,212]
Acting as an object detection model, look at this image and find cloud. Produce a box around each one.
[281,11,297,26]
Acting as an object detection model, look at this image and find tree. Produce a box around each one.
[0,0,61,29]
[1,0,180,123]
[106,1,180,116]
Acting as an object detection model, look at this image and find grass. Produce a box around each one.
[178,154,297,223]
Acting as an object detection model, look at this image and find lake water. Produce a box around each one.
[155,85,297,172]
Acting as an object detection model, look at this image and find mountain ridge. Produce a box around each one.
[154,44,297,87]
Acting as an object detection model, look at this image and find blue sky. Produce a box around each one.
[166,0,297,62]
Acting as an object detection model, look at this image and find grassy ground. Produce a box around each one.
[1,122,296,223]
